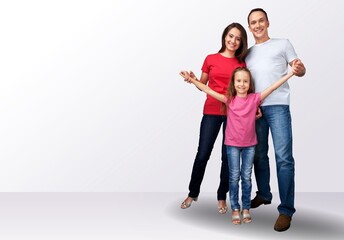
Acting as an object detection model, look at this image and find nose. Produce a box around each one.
[237,81,244,87]
[253,22,260,30]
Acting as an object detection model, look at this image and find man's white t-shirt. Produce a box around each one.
[245,38,297,106]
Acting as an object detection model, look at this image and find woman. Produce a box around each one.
[180,22,248,214]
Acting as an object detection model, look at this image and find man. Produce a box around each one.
[245,8,306,232]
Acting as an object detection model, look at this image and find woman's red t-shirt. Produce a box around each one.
[201,53,246,115]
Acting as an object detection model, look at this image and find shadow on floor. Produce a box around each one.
[167,196,344,240]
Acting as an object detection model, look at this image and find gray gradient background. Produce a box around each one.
[0,0,343,193]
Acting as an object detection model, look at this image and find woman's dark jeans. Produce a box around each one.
[188,114,228,201]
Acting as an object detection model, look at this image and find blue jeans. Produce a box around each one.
[254,105,295,216]
[226,146,255,210]
[188,114,228,200]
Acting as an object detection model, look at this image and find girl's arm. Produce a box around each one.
[260,72,294,101]
[180,71,226,103]
[182,70,209,91]
[260,63,296,101]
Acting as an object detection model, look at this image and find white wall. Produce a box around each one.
[0,0,343,192]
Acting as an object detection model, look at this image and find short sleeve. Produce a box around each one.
[284,39,298,64]
[201,55,210,74]
[254,93,262,107]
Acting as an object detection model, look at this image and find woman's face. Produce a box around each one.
[224,27,242,52]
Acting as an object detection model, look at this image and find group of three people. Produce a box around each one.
[179,8,306,232]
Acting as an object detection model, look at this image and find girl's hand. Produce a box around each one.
[292,59,305,76]
[189,71,196,80]
[255,107,262,119]
[180,71,193,83]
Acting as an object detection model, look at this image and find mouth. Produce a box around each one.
[227,42,236,48]
[254,28,264,34]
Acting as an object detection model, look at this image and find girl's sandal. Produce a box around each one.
[231,209,241,225]
[242,210,252,224]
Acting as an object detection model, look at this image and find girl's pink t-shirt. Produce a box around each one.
[224,93,261,147]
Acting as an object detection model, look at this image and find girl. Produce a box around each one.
[180,63,296,225]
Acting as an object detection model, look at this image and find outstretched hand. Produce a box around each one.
[180,71,190,82]
[292,59,306,77]
[180,70,196,83]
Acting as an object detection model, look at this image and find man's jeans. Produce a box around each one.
[254,105,296,216]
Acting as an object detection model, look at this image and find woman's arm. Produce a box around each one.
[180,71,226,103]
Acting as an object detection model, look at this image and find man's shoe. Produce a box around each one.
[250,195,271,208]
[274,214,292,232]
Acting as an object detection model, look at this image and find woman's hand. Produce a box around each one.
[180,70,195,83]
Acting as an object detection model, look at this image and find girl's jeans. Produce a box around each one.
[226,145,255,210]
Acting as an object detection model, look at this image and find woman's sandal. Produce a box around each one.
[231,209,241,225]
[180,197,198,209]
[218,206,228,214]
[242,210,252,224]
[218,200,228,214]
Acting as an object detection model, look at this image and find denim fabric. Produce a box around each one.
[254,105,296,216]
[226,145,255,210]
[188,114,228,200]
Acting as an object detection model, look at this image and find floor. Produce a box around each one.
[0,192,343,240]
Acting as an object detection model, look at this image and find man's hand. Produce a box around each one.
[292,59,306,77]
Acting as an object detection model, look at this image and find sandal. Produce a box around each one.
[180,197,197,209]
[242,209,252,223]
[218,200,228,214]
[218,206,228,214]
[231,209,241,225]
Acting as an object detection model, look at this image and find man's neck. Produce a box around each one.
[255,36,270,45]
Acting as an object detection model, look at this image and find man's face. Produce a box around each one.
[248,11,270,41]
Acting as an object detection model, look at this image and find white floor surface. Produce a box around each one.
[0,192,343,240]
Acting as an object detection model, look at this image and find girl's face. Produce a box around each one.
[225,27,242,52]
[234,70,251,97]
